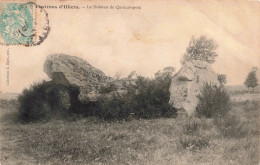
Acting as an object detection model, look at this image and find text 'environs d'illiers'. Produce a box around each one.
[36,5,142,10]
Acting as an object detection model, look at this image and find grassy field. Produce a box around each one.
[0,93,259,164]
[226,85,260,95]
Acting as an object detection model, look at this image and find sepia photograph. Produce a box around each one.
[0,0,259,164]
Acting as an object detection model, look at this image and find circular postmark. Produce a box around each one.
[0,2,50,46]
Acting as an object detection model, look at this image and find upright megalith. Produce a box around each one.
[169,60,219,115]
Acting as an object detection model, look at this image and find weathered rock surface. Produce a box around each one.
[169,60,219,115]
[43,54,130,103]
[55,87,71,110]
[44,54,110,102]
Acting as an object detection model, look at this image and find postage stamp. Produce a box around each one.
[0,2,50,46]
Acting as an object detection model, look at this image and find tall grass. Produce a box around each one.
[0,99,18,110]
[179,117,210,150]
[214,114,248,138]
[0,98,259,164]
[232,100,259,111]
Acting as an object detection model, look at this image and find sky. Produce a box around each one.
[0,0,260,93]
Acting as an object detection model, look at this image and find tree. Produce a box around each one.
[217,74,227,86]
[155,66,175,80]
[252,66,258,72]
[181,35,218,64]
[162,66,175,78]
[114,72,121,80]
[128,71,137,79]
[244,68,258,92]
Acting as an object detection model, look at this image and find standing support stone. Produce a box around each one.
[169,60,219,115]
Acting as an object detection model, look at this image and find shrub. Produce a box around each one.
[214,114,248,138]
[96,95,130,120]
[132,76,177,119]
[18,71,176,122]
[196,83,231,118]
[18,81,80,122]
[196,84,249,138]
[96,76,176,120]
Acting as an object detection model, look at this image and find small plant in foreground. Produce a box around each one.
[214,114,248,138]
[179,117,210,150]
[179,134,210,150]
[182,118,200,135]
[242,100,259,111]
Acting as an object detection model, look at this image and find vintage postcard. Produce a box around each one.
[0,0,259,164]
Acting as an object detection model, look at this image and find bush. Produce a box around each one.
[196,83,231,118]
[18,72,176,122]
[96,76,176,120]
[96,95,131,120]
[129,76,174,119]
[195,84,249,138]
[18,81,80,122]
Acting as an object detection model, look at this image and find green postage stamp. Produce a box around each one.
[0,2,50,46]
[0,3,34,45]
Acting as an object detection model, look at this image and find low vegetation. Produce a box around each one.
[17,74,176,122]
[232,100,259,112]
[179,117,210,150]
[213,114,248,139]
[195,83,251,140]
[17,81,80,122]
[0,96,259,164]
[97,76,176,120]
